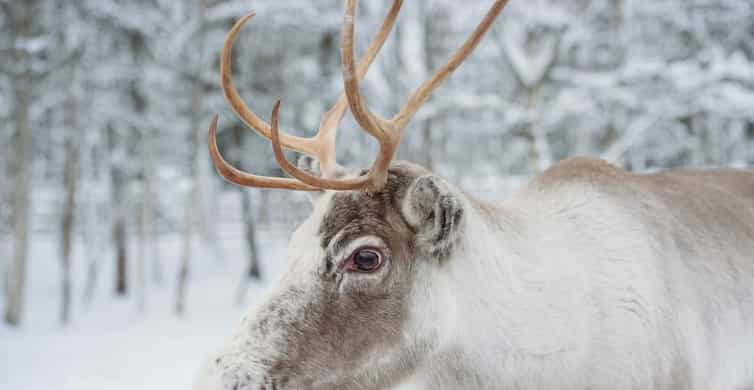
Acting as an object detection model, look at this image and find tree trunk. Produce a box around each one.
[1,220,7,300]
[198,136,220,263]
[109,123,129,296]
[175,97,200,314]
[525,85,552,173]
[137,135,154,310]
[114,218,128,295]
[60,93,80,324]
[419,2,435,171]
[82,126,102,304]
[175,77,201,315]
[233,121,263,304]
[175,106,198,314]
[257,190,270,224]
[1,113,9,298]
[236,188,261,305]
[81,183,100,304]
[5,0,36,327]
[175,190,194,315]
[175,0,208,315]
[1,124,9,299]
[242,193,260,281]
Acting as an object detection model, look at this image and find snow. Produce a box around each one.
[1,222,292,390]
[14,36,49,54]
[502,23,558,89]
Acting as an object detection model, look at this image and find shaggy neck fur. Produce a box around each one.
[398,160,754,390]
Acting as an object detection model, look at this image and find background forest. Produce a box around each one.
[1,0,753,389]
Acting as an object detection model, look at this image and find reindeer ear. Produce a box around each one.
[401,175,465,259]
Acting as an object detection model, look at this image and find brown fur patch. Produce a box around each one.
[216,162,441,390]
[318,161,425,250]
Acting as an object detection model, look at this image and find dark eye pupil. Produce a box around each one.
[355,250,380,270]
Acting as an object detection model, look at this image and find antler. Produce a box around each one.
[273,0,510,192]
[209,0,404,189]
[208,113,319,191]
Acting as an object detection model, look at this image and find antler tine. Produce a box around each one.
[207,114,320,191]
[266,0,405,190]
[221,12,318,157]
[392,0,510,128]
[211,1,506,193]
[344,0,510,134]
[286,0,508,192]
[271,101,371,190]
[272,0,404,192]
[211,2,403,191]
[315,0,404,176]
[342,0,394,141]
[339,0,403,192]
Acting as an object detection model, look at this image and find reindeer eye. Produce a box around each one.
[345,248,383,273]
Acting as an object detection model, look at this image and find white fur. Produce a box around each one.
[196,172,754,390]
[395,182,754,389]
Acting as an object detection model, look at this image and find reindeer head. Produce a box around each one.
[196,1,508,389]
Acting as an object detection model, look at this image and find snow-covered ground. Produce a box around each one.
[1,225,292,390]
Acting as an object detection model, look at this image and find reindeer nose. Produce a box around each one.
[193,359,225,390]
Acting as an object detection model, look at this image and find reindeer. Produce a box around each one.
[194,1,754,389]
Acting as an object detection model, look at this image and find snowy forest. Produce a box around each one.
[1,0,753,389]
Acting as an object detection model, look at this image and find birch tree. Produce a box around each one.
[234,123,262,305]
[176,0,209,315]
[4,0,37,327]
